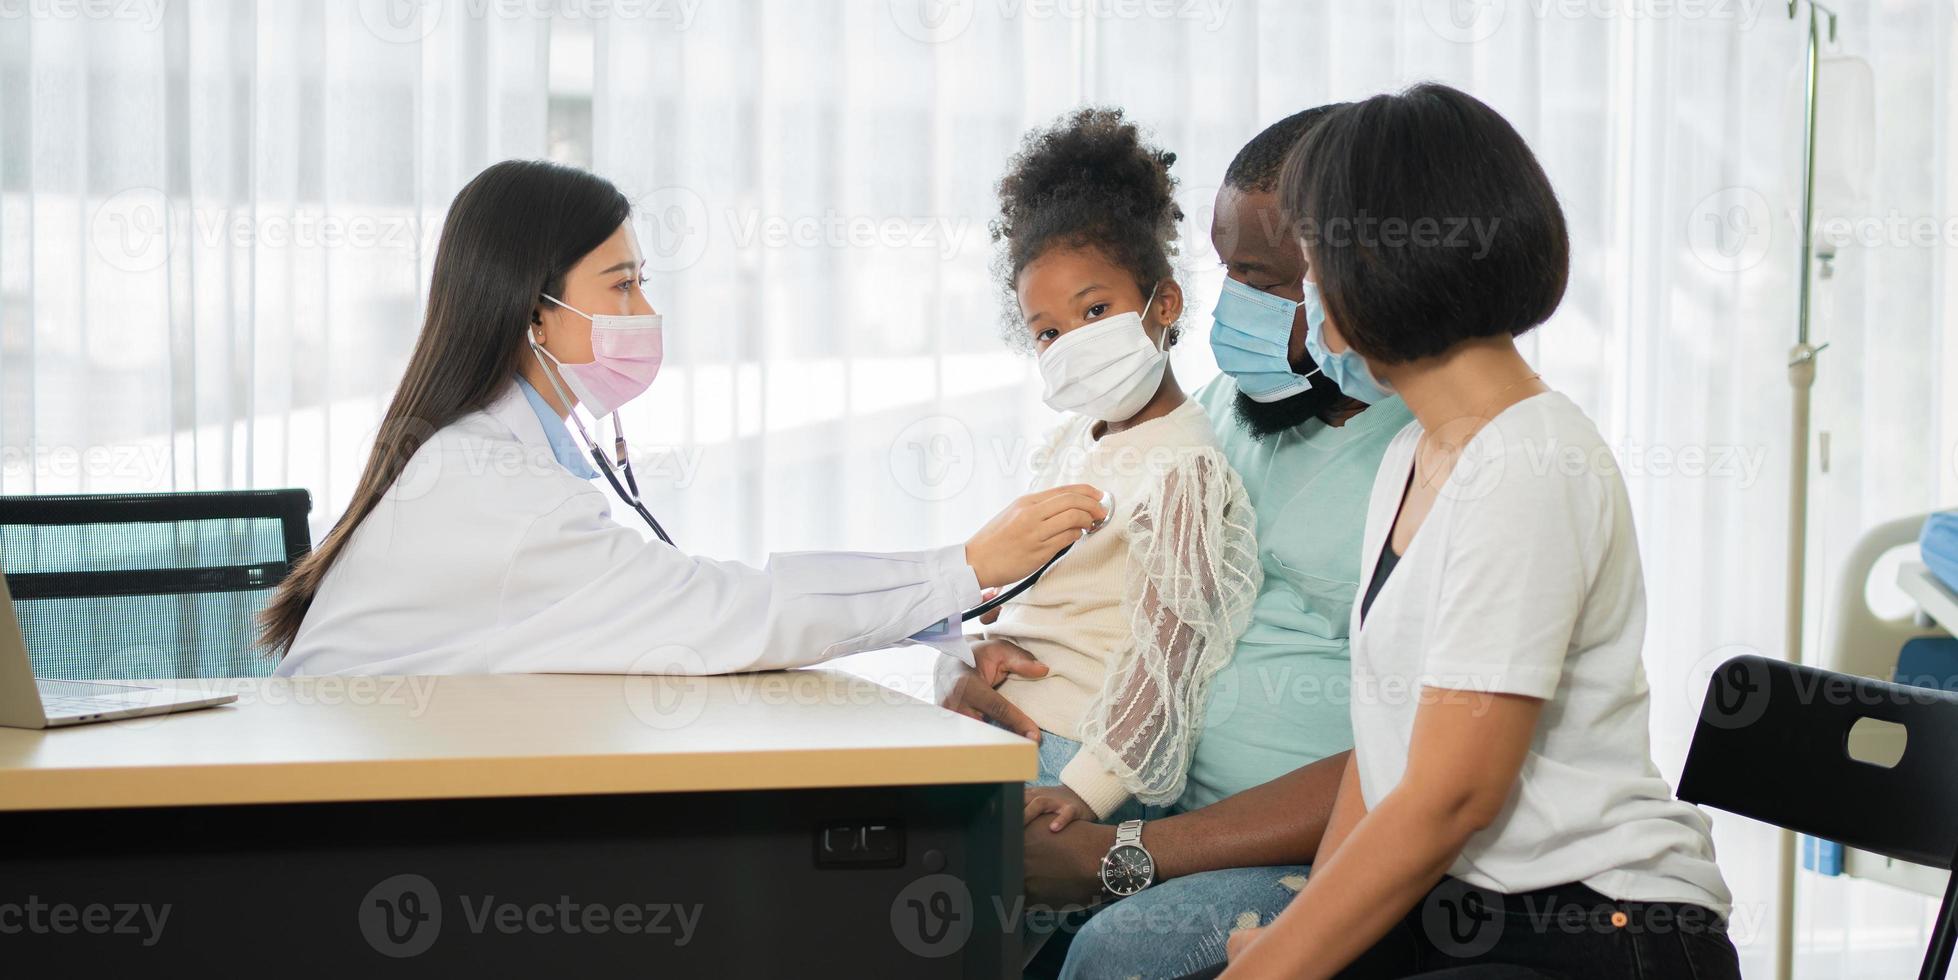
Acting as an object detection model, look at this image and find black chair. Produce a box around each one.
[1680,655,1958,980]
[0,490,311,680]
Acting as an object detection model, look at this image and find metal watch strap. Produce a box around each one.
[1115,819,1144,847]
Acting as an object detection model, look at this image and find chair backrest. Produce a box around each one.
[0,490,311,680]
[1680,654,1958,869]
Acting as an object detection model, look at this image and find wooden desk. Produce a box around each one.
[0,670,1035,977]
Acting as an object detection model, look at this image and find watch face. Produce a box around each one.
[1100,844,1155,896]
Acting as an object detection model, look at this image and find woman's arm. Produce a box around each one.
[482,484,1106,675]
[1222,690,1544,979]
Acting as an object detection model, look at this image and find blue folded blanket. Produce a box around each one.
[1925,511,1958,595]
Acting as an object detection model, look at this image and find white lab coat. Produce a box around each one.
[275,380,979,676]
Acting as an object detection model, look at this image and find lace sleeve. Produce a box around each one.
[1074,448,1262,806]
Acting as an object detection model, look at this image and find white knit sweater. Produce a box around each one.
[991,397,1261,818]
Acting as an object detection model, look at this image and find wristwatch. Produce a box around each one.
[1098,819,1156,898]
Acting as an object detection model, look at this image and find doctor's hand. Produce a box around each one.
[964,484,1108,590]
[934,648,1042,741]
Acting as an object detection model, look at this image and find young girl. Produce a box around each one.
[985,108,1262,831]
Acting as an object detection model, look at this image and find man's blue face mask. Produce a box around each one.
[1209,276,1317,403]
[1211,276,1394,405]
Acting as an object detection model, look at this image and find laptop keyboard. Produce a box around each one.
[37,678,156,714]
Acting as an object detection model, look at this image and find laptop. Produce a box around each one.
[0,573,237,729]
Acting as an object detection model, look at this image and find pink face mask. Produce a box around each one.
[531,293,664,417]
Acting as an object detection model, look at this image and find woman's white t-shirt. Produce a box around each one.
[1350,391,1732,915]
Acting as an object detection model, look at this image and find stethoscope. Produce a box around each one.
[959,489,1115,622]
[531,349,676,547]
[577,411,676,547]
[532,343,1104,615]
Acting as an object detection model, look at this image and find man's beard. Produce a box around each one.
[1233,373,1349,438]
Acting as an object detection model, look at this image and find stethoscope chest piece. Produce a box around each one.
[960,489,1116,622]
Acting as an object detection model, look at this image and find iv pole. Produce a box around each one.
[1775,2,1835,979]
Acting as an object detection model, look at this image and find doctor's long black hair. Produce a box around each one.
[259,160,631,657]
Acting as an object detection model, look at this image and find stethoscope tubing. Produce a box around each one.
[585,440,675,547]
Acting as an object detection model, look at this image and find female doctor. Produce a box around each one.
[263,160,1106,675]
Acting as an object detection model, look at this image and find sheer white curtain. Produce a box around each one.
[3,1,1953,973]
[0,0,553,505]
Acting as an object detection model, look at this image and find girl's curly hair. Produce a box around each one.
[990,107,1183,353]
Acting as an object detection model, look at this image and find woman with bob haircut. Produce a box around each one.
[1214,83,1740,979]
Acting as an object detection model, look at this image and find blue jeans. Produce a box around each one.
[1054,864,1312,980]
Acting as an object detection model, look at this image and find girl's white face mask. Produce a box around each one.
[1036,284,1168,422]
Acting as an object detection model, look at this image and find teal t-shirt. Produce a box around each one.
[1176,376,1414,812]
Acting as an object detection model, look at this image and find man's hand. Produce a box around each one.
[932,647,1042,741]
[1024,816,1113,908]
[1024,784,1093,832]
